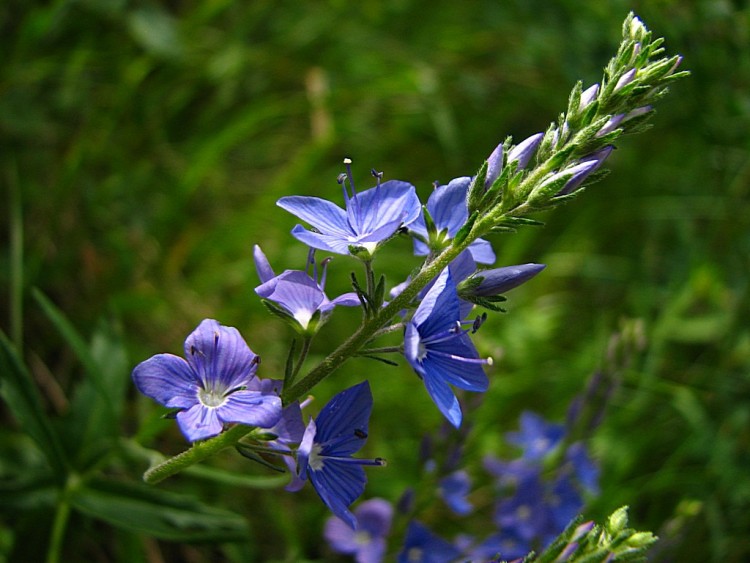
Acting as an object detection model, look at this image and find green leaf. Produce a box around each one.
[0,330,68,476]
[70,478,249,542]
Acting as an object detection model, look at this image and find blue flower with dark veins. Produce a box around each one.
[409,177,495,264]
[404,268,490,428]
[132,319,283,442]
[254,245,359,334]
[277,160,421,257]
[295,381,385,528]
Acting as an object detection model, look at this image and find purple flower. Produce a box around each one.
[555,145,614,196]
[398,521,461,563]
[295,381,385,528]
[132,319,282,442]
[579,84,600,110]
[494,472,551,542]
[458,263,546,298]
[505,411,565,461]
[507,132,544,169]
[565,443,600,494]
[254,245,359,334]
[438,470,473,515]
[409,177,495,264]
[547,476,584,533]
[277,161,421,257]
[485,142,504,187]
[325,498,393,563]
[404,268,490,428]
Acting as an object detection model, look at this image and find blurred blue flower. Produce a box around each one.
[295,381,385,528]
[398,521,461,563]
[494,472,551,542]
[254,245,359,334]
[325,498,393,563]
[409,176,495,264]
[132,319,283,442]
[438,470,473,516]
[404,268,490,428]
[277,161,420,257]
[547,475,584,534]
[565,442,600,494]
[505,411,565,461]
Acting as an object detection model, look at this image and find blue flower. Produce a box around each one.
[404,268,490,428]
[505,411,565,461]
[438,470,473,516]
[324,498,393,563]
[494,472,551,542]
[295,381,385,528]
[409,177,495,264]
[132,319,283,442]
[398,521,461,563]
[254,245,359,334]
[277,161,421,257]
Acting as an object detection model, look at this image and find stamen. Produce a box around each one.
[319,257,332,288]
[426,348,492,365]
[306,247,316,278]
[344,158,356,194]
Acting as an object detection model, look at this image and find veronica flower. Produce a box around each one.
[295,381,385,528]
[404,268,490,428]
[277,160,421,257]
[254,245,359,334]
[438,470,473,516]
[132,319,282,442]
[409,177,495,264]
[324,498,393,563]
[505,411,565,461]
[398,521,461,563]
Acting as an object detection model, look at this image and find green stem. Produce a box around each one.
[143,424,255,484]
[47,474,79,563]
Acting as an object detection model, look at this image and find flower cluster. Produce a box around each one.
[131,12,685,558]
[323,408,600,562]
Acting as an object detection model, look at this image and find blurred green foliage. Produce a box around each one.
[1,0,748,561]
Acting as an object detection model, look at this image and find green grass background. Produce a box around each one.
[1,0,749,561]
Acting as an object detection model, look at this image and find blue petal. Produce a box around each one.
[315,381,372,456]
[132,353,198,409]
[176,403,223,442]
[253,245,275,283]
[427,177,470,235]
[183,319,258,390]
[351,180,421,235]
[403,323,424,376]
[217,391,282,429]
[412,269,460,337]
[422,372,462,428]
[277,196,352,237]
[289,224,358,255]
[425,335,489,391]
[256,270,325,328]
[310,459,366,529]
[295,417,317,481]
[467,238,496,265]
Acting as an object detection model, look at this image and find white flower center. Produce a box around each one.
[294,310,313,330]
[198,387,227,408]
[308,443,325,471]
